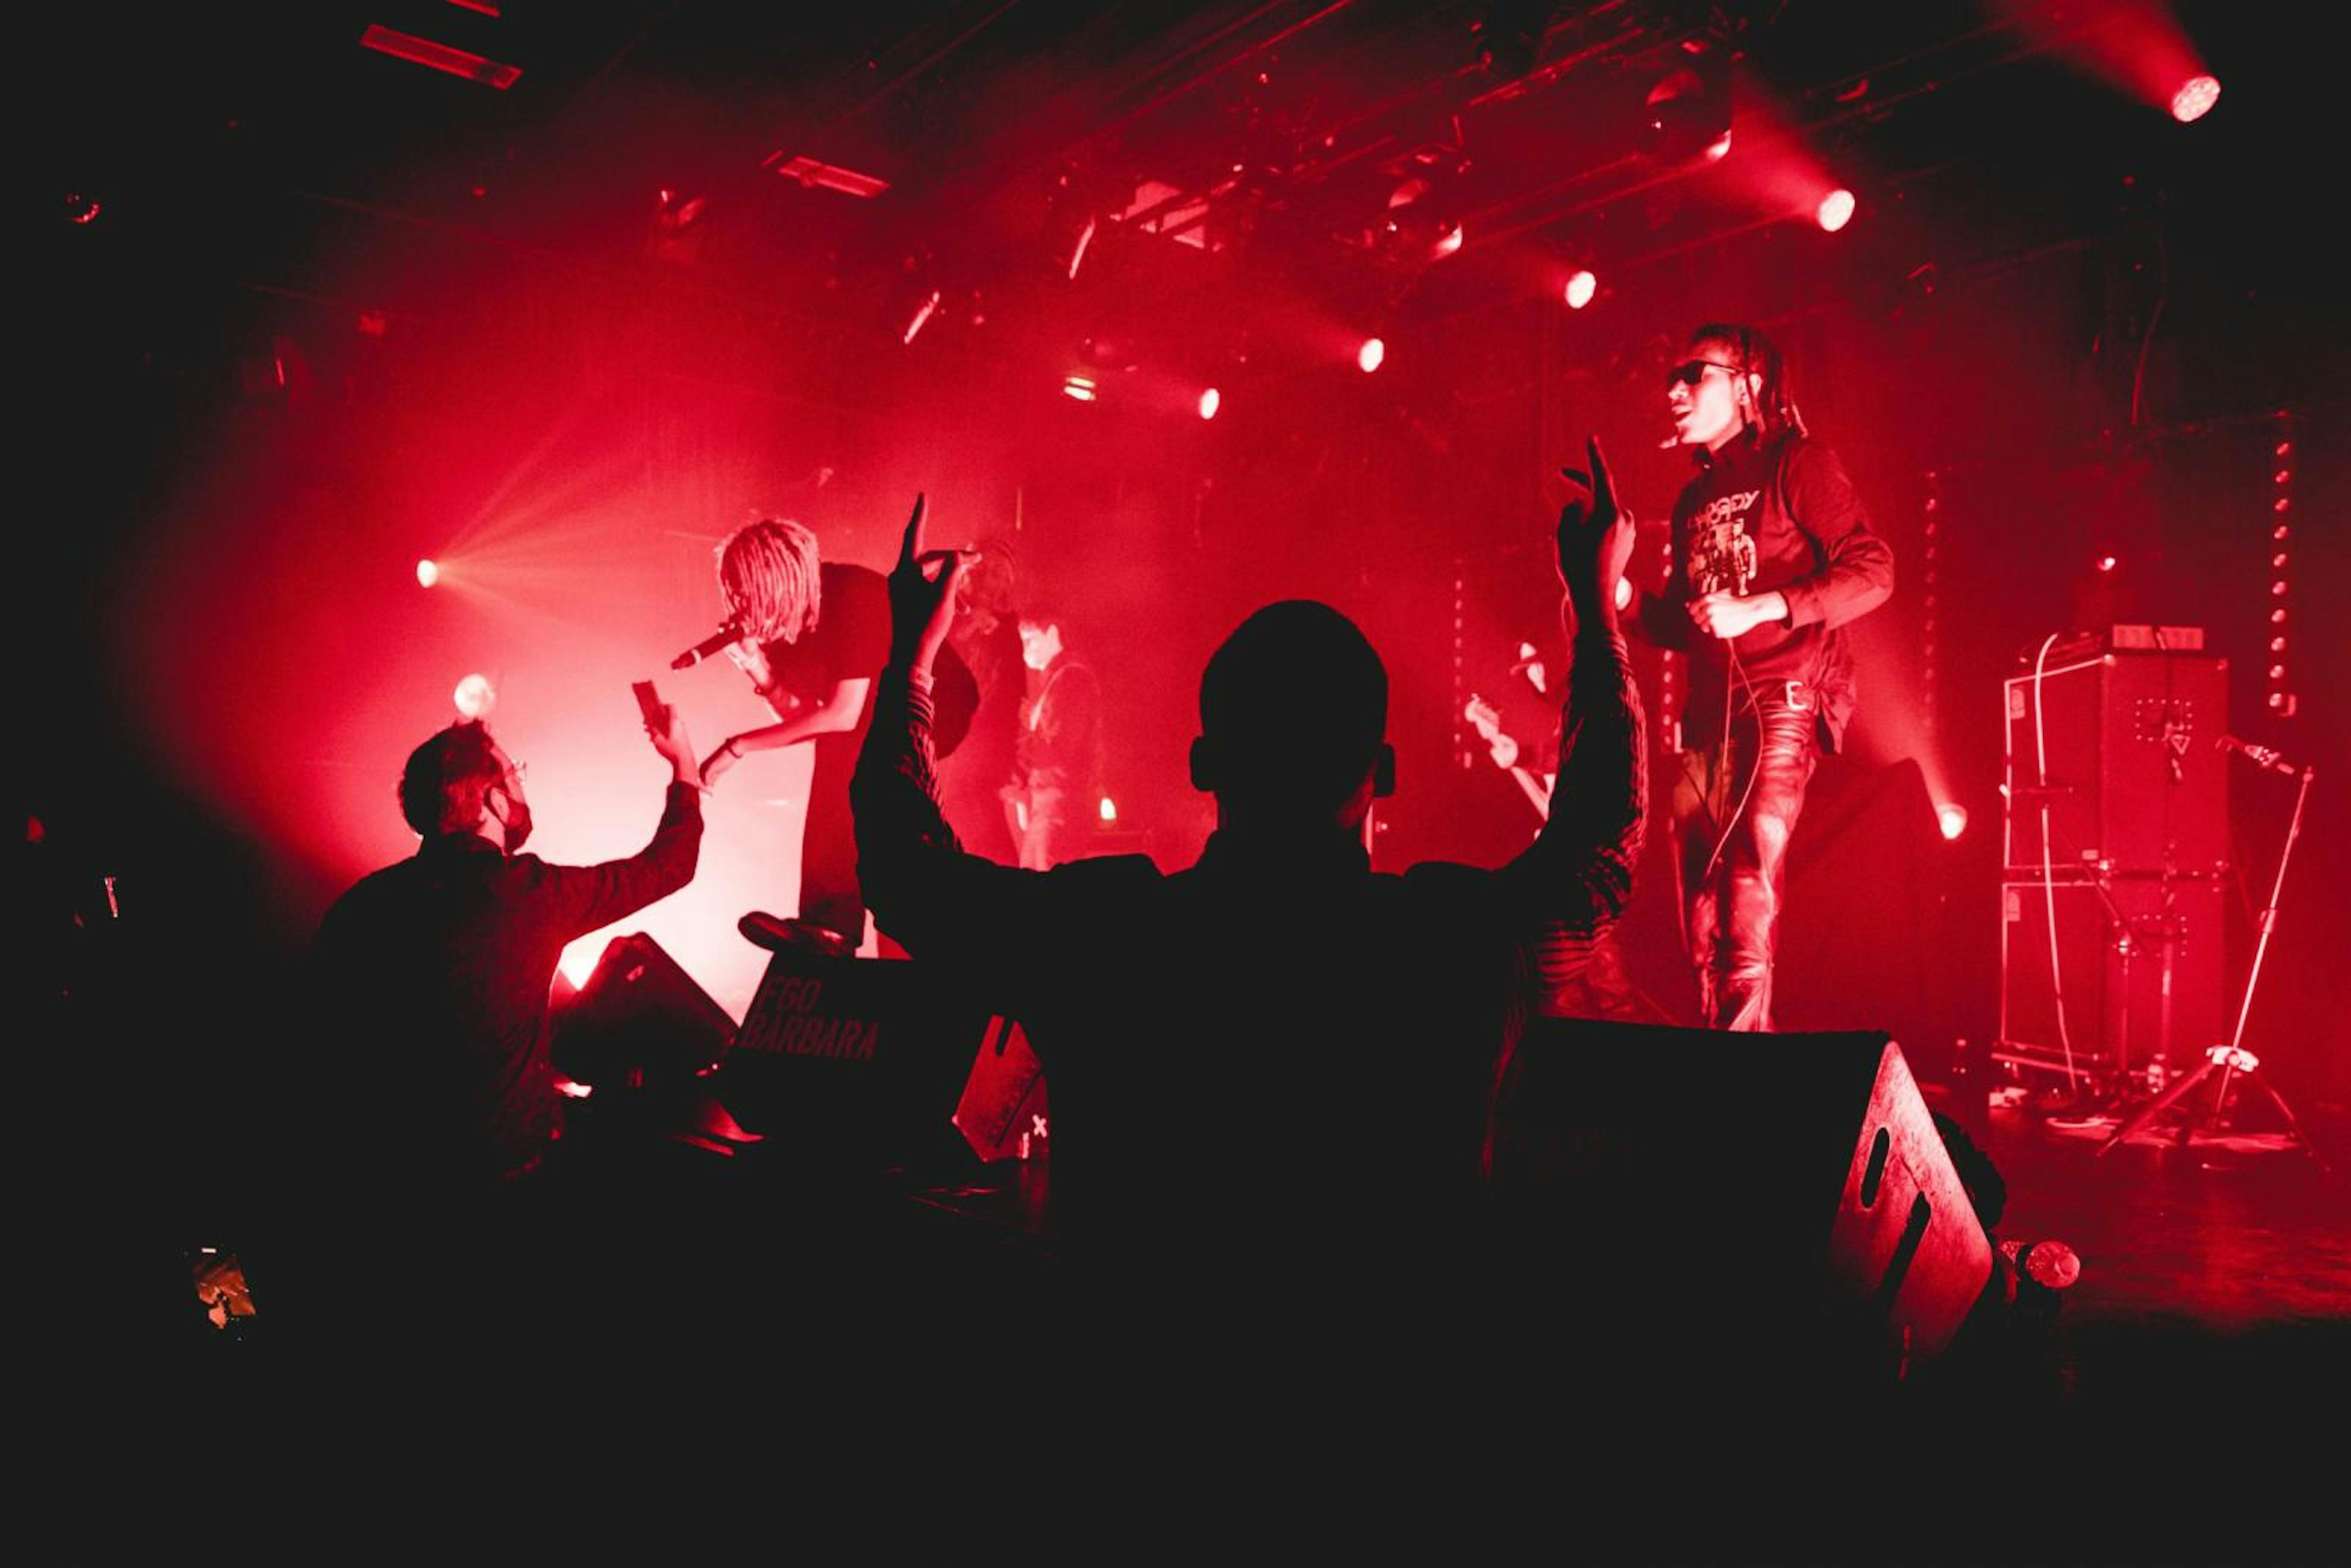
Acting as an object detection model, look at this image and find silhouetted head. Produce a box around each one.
[399,720,530,850]
[716,517,823,644]
[1192,599,1395,830]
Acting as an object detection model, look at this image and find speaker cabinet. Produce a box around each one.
[716,942,999,1173]
[549,932,735,1087]
[2004,649,2229,877]
[1997,873,2225,1079]
[1485,1022,1995,1383]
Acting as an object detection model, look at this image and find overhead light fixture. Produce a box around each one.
[763,152,891,199]
[647,188,711,263]
[1816,189,1856,233]
[1117,179,1217,252]
[1379,168,1468,265]
[1563,269,1598,309]
[1469,0,1549,81]
[1198,388,1221,421]
[1062,375,1098,402]
[1357,337,1386,374]
[1643,64,1730,162]
[359,24,520,89]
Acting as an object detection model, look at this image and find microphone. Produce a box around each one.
[2216,733,2301,777]
[672,620,745,671]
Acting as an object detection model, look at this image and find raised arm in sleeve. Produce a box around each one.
[1488,625,1647,995]
[852,668,1065,984]
[542,782,703,937]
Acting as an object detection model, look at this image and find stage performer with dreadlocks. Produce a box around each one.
[698,515,973,952]
[1624,321,1894,1032]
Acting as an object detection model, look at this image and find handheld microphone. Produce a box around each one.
[672,620,745,670]
[2215,733,2301,777]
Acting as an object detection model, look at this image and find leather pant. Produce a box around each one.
[1670,682,1819,1032]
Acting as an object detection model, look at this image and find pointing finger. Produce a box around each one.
[898,493,928,570]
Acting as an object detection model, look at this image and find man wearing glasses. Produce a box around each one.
[308,700,700,1203]
[1629,322,1894,1032]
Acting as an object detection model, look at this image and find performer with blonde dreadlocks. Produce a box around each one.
[700,516,973,951]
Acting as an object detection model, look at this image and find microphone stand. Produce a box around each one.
[2097,756,2324,1167]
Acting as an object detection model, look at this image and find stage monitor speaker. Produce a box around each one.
[1485,1021,1994,1384]
[549,933,735,1087]
[716,942,1002,1174]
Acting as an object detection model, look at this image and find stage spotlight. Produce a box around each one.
[2096,553,2118,573]
[1936,803,1968,841]
[454,673,495,720]
[1644,64,1732,163]
[1564,269,1597,309]
[416,559,440,588]
[1198,387,1221,421]
[1379,170,1468,264]
[1357,337,1386,373]
[2169,74,2221,123]
[1816,189,1856,232]
[1098,796,1118,824]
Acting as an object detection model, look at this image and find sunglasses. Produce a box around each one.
[1666,358,1744,389]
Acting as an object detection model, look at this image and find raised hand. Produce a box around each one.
[697,740,738,791]
[887,493,977,675]
[643,699,695,771]
[1556,433,1635,617]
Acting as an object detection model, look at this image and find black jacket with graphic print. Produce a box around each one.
[1633,427,1894,751]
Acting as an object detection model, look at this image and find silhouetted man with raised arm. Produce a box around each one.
[851,440,1642,1384]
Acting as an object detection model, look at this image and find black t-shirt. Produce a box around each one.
[763,563,974,757]
[763,563,890,724]
[1637,430,1894,749]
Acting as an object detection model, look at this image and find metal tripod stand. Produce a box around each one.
[2098,749,2324,1166]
